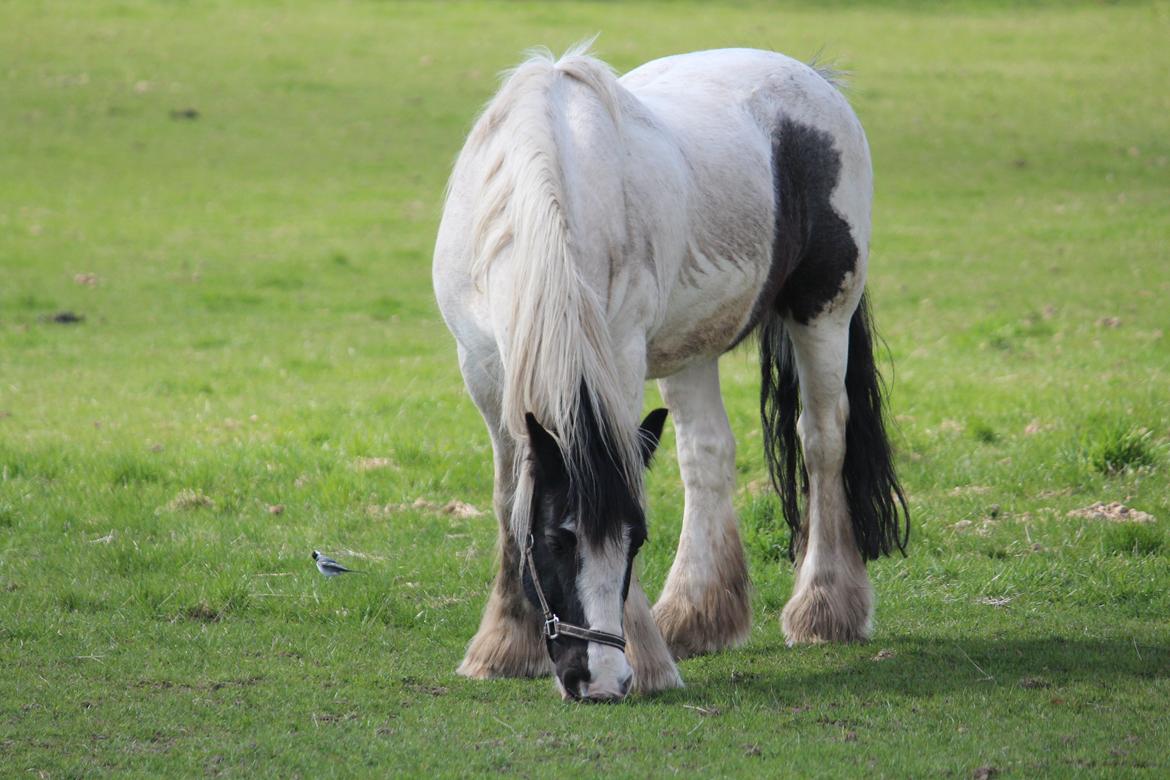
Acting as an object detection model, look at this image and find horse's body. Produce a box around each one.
[434,47,907,700]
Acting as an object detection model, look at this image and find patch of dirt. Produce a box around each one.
[163,489,215,512]
[354,457,397,472]
[948,485,992,497]
[441,500,484,518]
[370,498,484,519]
[1024,419,1054,435]
[208,675,263,691]
[135,679,195,691]
[872,648,896,662]
[973,767,998,780]
[402,678,448,697]
[740,477,771,496]
[267,504,284,515]
[952,516,999,536]
[183,602,222,622]
[1067,502,1154,524]
[74,273,99,286]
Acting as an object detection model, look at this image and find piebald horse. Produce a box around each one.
[433,46,908,701]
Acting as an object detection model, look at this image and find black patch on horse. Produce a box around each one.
[734,117,858,344]
[750,118,909,562]
[772,119,858,323]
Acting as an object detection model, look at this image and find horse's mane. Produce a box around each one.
[456,44,642,547]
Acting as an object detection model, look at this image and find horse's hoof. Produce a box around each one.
[653,584,752,660]
[781,578,873,644]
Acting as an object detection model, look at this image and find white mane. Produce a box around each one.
[455,43,641,542]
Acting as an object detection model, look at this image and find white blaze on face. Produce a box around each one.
[575,532,634,699]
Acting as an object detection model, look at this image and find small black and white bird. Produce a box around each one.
[312,550,362,578]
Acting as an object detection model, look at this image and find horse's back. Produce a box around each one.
[623,48,860,141]
[620,49,873,376]
[435,47,874,381]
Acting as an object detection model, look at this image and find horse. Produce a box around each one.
[433,45,908,701]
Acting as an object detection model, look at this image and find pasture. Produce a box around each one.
[2,0,1168,775]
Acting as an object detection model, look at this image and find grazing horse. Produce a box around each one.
[433,46,908,701]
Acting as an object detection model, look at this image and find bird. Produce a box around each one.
[312,550,363,578]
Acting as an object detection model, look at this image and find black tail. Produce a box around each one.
[759,294,909,562]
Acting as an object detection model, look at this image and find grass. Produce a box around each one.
[2,0,1169,776]
[1086,424,1160,475]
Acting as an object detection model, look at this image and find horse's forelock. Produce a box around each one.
[565,384,646,546]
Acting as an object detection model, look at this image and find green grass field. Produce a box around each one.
[3,1,1169,775]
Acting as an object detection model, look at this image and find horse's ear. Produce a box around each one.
[638,408,669,467]
[525,412,567,485]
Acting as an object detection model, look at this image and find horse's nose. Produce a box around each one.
[560,667,589,700]
[580,671,633,702]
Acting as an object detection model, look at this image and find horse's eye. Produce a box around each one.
[548,527,577,554]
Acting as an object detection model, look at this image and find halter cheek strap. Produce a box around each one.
[524,535,627,653]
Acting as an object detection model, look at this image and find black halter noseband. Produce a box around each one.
[523,534,627,653]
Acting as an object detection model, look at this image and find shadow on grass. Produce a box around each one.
[649,635,1170,706]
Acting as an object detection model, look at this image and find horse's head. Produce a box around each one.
[522,408,667,701]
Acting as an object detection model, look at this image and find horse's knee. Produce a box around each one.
[677,429,736,492]
[797,405,847,475]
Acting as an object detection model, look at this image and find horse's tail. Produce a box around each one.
[759,295,909,562]
[462,46,640,530]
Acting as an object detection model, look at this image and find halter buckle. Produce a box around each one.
[544,615,560,640]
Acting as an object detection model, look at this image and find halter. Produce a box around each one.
[523,534,627,652]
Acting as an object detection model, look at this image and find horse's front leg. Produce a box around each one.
[455,348,551,680]
[653,359,752,659]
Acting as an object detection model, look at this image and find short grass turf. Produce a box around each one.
[3,0,1169,776]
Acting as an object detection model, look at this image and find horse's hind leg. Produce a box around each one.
[455,346,551,679]
[779,302,873,643]
[653,359,752,659]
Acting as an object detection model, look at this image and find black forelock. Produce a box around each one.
[564,382,645,545]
